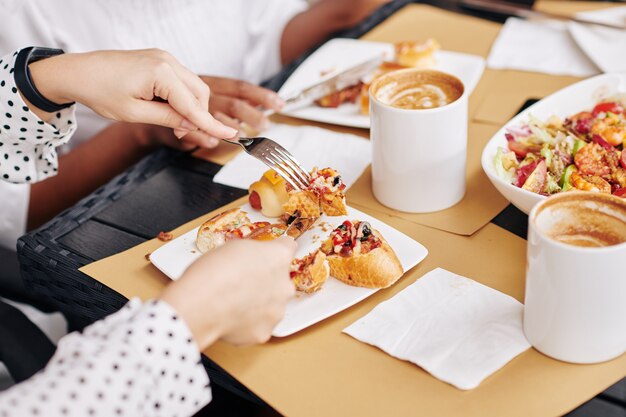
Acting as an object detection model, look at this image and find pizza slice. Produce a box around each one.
[320,220,403,288]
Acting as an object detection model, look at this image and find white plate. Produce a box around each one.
[278,38,485,128]
[150,204,428,337]
[481,72,626,215]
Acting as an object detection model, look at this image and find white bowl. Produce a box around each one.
[481,73,626,215]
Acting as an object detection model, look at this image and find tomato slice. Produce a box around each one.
[613,187,626,198]
[506,134,542,158]
[592,102,624,117]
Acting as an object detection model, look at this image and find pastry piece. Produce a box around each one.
[248,170,289,217]
[283,190,322,218]
[309,167,347,216]
[196,208,270,253]
[320,220,403,288]
[290,250,329,293]
[394,39,440,68]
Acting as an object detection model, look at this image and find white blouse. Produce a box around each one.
[0,298,211,417]
[0,0,307,248]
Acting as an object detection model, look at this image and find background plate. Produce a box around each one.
[278,38,485,128]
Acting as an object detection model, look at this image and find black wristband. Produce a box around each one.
[14,47,75,113]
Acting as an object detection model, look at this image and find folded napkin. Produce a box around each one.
[568,6,626,73]
[343,268,530,390]
[487,17,599,77]
[213,123,371,190]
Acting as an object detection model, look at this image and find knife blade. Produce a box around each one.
[277,54,384,114]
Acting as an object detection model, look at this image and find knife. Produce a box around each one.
[275,54,385,115]
[461,0,626,30]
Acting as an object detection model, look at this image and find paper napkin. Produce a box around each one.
[213,123,371,190]
[568,6,626,73]
[343,268,530,390]
[486,17,600,77]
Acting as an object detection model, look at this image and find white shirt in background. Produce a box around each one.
[0,0,307,249]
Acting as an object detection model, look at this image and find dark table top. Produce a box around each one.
[18,0,625,415]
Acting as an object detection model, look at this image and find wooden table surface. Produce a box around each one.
[22,0,626,416]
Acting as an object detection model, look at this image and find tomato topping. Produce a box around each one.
[249,191,262,210]
[592,102,624,117]
[614,188,626,197]
[613,187,626,198]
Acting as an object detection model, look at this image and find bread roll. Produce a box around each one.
[320,220,403,288]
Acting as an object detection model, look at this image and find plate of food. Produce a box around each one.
[150,167,428,337]
[277,38,485,128]
[482,73,626,214]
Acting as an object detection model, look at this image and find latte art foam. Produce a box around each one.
[371,70,464,111]
[389,84,449,109]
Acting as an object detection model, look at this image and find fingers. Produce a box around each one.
[204,76,284,111]
[180,130,220,149]
[212,95,269,132]
[152,66,237,139]
[213,111,241,133]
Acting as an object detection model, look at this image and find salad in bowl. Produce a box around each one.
[495,100,626,197]
[482,73,626,214]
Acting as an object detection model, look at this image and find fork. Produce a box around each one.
[223,137,311,190]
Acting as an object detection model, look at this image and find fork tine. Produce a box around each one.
[264,153,309,190]
[272,147,311,184]
[269,149,310,188]
[261,154,304,190]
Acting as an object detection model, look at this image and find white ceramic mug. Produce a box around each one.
[524,191,626,363]
[369,69,468,213]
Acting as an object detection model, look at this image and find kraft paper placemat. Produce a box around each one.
[346,122,508,236]
[80,199,626,417]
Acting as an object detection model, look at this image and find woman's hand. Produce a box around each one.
[28,48,237,140]
[159,237,297,349]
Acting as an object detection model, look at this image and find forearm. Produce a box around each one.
[0,298,211,417]
[281,2,347,65]
[280,0,390,65]
[28,122,156,229]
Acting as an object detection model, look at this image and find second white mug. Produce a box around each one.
[369,69,468,213]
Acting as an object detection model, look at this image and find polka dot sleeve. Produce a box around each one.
[0,298,212,417]
[0,49,77,184]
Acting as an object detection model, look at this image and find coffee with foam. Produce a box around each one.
[372,70,464,110]
[534,193,626,248]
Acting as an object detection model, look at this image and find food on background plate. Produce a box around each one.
[320,220,403,288]
[315,39,441,114]
[494,100,626,198]
[248,170,289,217]
[290,250,329,293]
[394,39,440,68]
